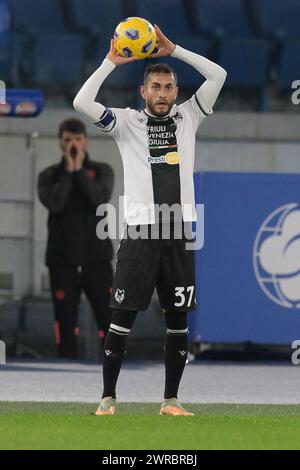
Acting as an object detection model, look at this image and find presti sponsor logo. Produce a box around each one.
[148,152,180,165]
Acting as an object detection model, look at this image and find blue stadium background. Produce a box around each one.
[1,0,300,111]
[1,1,300,360]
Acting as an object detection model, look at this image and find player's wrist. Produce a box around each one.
[103,57,117,70]
[170,45,179,57]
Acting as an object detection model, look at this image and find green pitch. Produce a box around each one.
[1,402,300,450]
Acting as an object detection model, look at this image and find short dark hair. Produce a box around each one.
[143,63,177,85]
[59,118,87,138]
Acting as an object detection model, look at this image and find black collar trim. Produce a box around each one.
[143,109,174,121]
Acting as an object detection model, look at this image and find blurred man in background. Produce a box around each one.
[38,118,114,359]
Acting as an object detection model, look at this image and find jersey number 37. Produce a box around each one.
[174,286,195,307]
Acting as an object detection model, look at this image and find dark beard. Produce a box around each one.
[146,100,174,118]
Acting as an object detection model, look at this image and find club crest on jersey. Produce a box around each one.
[173,111,183,122]
[115,289,125,304]
[148,151,180,165]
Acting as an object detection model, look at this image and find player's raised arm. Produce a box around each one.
[73,40,139,128]
[150,25,227,115]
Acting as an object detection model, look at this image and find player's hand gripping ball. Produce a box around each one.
[113,17,157,59]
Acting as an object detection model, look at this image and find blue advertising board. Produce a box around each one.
[0,89,44,117]
[190,172,300,345]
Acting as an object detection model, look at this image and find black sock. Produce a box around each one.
[102,331,128,399]
[164,311,188,400]
[164,333,188,399]
[102,309,137,399]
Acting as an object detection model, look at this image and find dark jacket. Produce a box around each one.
[38,154,114,266]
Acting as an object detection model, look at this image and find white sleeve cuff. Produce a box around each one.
[170,44,186,59]
[102,58,117,74]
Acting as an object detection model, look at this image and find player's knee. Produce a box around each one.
[104,310,137,356]
[166,327,189,337]
[106,309,137,340]
[108,323,131,337]
[165,311,188,335]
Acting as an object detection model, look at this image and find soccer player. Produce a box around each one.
[73,25,226,415]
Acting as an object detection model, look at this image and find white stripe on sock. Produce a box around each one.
[110,323,130,334]
[167,328,189,335]
[109,328,129,336]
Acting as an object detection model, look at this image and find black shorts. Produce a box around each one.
[110,222,196,312]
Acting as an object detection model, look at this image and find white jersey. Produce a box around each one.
[73,45,227,226]
[95,95,208,225]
